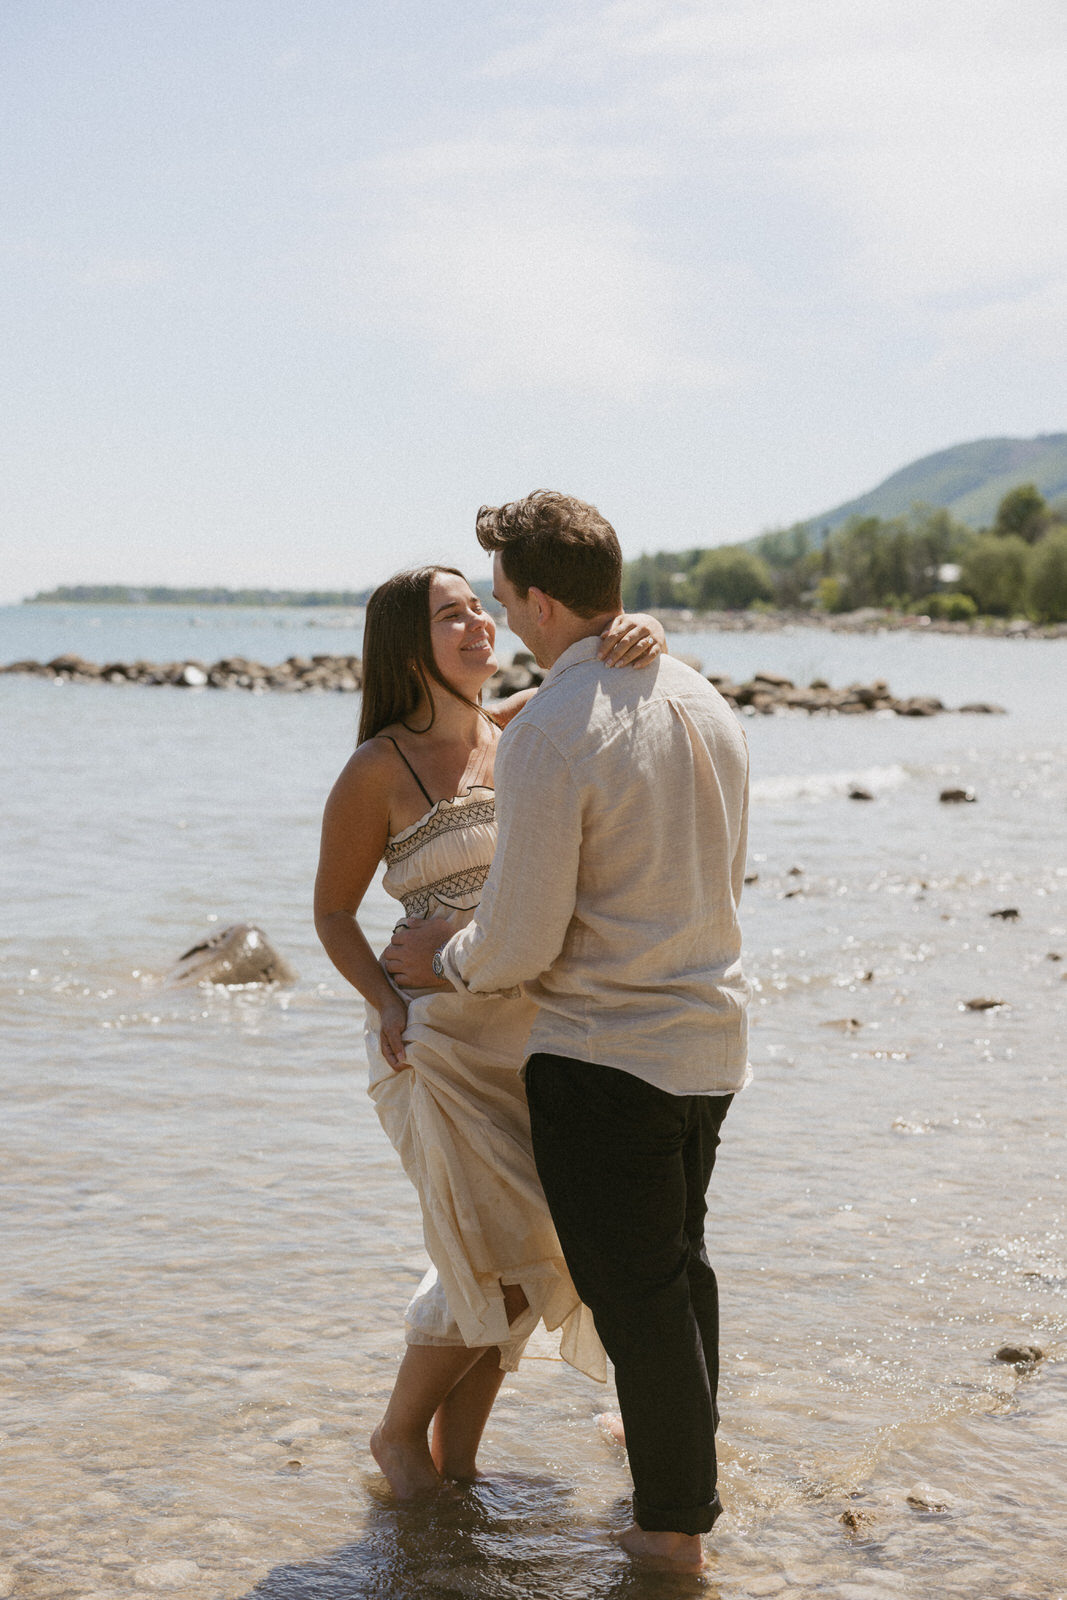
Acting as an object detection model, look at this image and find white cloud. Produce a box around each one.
[365,192,722,398]
[306,0,1067,402]
[484,0,1067,329]
[332,131,735,398]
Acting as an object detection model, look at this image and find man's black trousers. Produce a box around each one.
[524,1053,732,1536]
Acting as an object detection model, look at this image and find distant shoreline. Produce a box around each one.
[20,579,495,608]
[14,594,1067,638]
[653,607,1067,640]
[22,587,373,608]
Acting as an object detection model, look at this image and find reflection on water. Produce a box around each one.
[2,625,1066,1598]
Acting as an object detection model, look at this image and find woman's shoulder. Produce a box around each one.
[328,733,402,806]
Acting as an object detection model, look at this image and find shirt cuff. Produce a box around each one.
[440,925,522,1000]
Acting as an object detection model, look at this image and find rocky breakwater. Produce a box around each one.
[705,670,1004,717]
[3,652,1004,716]
[0,652,363,691]
[485,657,1002,717]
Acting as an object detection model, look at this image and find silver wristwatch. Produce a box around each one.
[431,949,445,979]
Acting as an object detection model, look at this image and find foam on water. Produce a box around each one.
[751,764,911,804]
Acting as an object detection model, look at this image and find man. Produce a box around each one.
[385,490,750,1571]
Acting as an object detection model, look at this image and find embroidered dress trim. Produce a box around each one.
[386,792,495,867]
[400,864,491,918]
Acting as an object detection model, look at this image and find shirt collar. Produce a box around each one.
[540,633,603,690]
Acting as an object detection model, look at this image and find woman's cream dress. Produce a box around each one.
[365,744,605,1379]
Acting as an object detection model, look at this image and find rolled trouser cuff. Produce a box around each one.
[633,1490,723,1536]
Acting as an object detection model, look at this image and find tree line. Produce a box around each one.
[621,484,1067,623]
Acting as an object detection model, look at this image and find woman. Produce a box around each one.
[314,565,664,1499]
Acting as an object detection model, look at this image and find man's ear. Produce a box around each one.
[527,586,552,626]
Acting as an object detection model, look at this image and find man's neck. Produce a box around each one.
[539,609,620,668]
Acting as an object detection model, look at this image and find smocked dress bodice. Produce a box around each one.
[382,784,497,925]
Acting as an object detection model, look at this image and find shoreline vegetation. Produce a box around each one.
[624,483,1067,626]
[21,483,1067,630]
[0,650,1007,717]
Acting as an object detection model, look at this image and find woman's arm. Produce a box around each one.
[491,686,538,728]
[314,743,411,1069]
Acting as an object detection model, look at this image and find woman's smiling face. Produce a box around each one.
[428,570,497,690]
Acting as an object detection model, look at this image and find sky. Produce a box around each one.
[2,0,1066,602]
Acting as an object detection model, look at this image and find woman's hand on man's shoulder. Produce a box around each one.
[598,612,667,667]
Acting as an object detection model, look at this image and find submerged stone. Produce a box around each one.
[166,924,296,987]
[995,1343,1044,1366]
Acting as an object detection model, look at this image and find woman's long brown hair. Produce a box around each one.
[357,565,498,745]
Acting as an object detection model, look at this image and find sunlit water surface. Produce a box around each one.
[2,607,1065,1600]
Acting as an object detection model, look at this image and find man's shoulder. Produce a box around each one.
[655,652,718,695]
[516,650,736,744]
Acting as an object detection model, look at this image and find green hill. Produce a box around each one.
[803,432,1067,538]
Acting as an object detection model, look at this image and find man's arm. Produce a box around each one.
[451,722,582,993]
[383,722,581,995]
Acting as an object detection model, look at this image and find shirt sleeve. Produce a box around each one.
[440,719,581,997]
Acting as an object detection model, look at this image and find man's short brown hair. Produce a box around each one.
[475,490,622,618]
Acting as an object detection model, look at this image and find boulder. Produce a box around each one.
[906,1484,952,1513]
[994,1343,1044,1366]
[895,696,943,716]
[47,653,94,674]
[166,924,296,987]
[175,664,208,688]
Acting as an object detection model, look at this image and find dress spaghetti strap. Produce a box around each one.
[378,735,434,808]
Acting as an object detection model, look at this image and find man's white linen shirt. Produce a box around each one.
[440,637,751,1096]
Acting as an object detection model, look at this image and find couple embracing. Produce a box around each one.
[315,490,750,1572]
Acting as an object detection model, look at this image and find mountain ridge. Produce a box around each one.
[798,432,1067,538]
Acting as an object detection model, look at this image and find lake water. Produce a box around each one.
[2,606,1065,1600]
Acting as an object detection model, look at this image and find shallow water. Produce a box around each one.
[2,609,1065,1599]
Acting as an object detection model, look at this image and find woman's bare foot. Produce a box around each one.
[595,1412,626,1449]
[617,1524,705,1571]
[370,1422,443,1499]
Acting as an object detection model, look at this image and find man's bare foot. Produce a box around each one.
[595,1412,626,1449]
[617,1524,705,1572]
[370,1422,443,1499]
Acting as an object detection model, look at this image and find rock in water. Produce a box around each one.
[906,1483,952,1513]
[995,1342,1044,1366]
[167,924,296,987]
